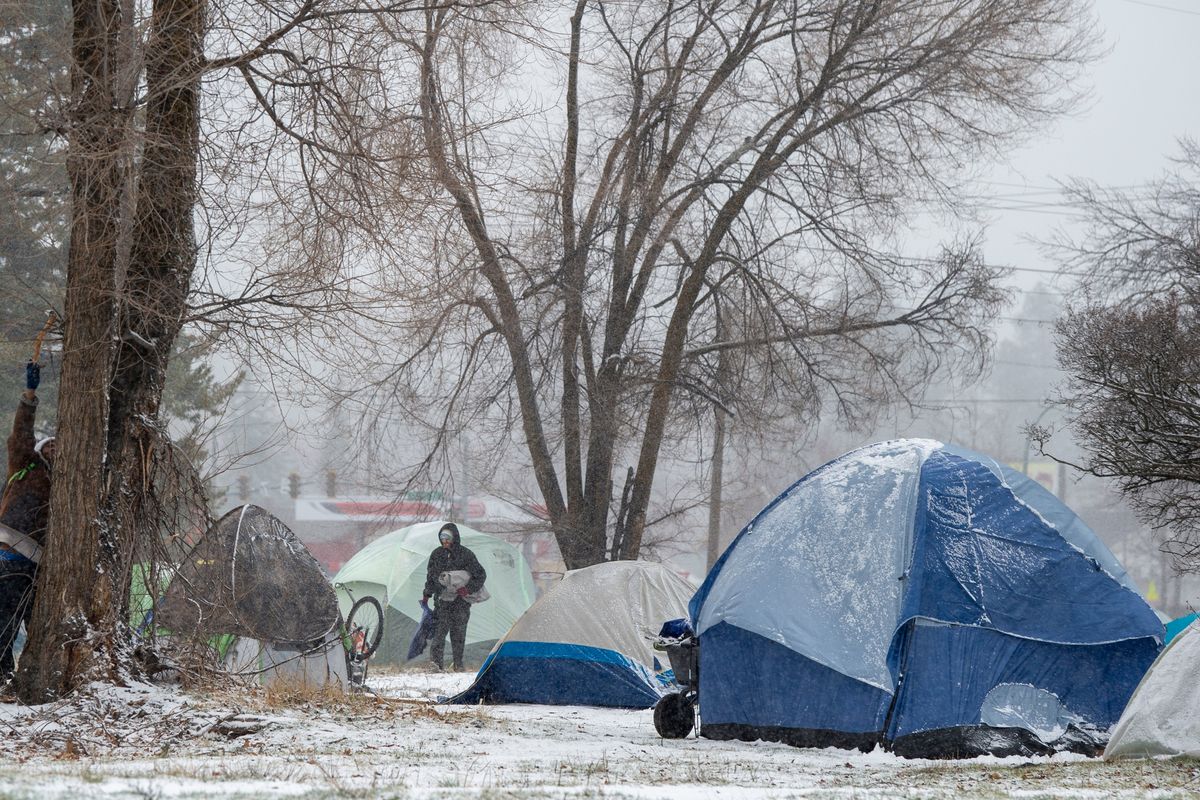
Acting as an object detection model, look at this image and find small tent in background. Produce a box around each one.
[333,521,536,667]
[452,560,694,708]
[130,562,170,636]
[692,439,1163,758]
[1165,612,1197,644]
[156,505,348,689]
[1106,618,1200,759]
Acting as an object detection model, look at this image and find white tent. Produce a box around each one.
[452,560,695,707]
[223,630,349,690]
[1106,618,1200,758]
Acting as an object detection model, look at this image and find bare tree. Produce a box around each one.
[1035,142,1200,571]
[14,0,473,700]
[1053,139,1200,304]
[1048,299,1200,568]
[16,0,213,700]
[345,0,1096,569]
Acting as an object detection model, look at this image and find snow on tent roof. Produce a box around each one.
[156,505,341,646]
[696,439,932,692]
[451,560,695,708]
[691,439,1163,758]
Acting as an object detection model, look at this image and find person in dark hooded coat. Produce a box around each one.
[0,362,54,681]
[421,522,486,671]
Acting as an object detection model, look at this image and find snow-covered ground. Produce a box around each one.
[0,668,1195,799]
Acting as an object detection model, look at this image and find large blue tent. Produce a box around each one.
[690,439,1163,758]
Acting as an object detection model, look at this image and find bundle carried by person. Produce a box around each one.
[437,569,490,603]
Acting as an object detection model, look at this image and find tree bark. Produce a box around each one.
[16,0,205,701]
[16,0,128,702]
[106,0,206,544]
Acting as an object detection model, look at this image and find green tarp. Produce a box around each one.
[333,521,537,667]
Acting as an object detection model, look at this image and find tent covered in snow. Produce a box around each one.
[691,439,1163,758]
[156,505,348,689]
[333,521,536,667]
[451,560,694,708]
[1105,617,1200,759]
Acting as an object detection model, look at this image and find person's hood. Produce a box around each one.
[439,522,461,546]
[34,436,54,466]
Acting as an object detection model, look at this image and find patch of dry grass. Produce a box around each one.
[899,755,1200,798]
[260,677,351,710]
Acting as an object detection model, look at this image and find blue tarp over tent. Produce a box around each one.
[690,440,1164,758]
[455,640,665,708]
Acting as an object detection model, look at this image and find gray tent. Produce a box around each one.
[157,505,348,688]
[1105,618,1200,759]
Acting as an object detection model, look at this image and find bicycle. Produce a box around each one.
[342,592,385,689]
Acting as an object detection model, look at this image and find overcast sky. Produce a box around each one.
[983,0,1200,294]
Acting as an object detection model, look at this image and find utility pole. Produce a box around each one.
[707,409,726,570]
[707,303,731,570]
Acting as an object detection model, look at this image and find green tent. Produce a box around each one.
[333,521,536,667]
[130,562,168,633]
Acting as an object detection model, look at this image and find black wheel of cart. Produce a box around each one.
[653,691,695,739]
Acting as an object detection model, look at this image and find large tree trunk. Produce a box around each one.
[15,0,128,702]
[105,0,205,562]
[418,13,568,547]
[16,0,205,702]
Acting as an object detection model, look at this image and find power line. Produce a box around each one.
[1121,0,1200,16]
[974,207,1088,219]
[976,179,1165,194]
[995,360,1060,369]
[1005,266,1088,277]
[926,398,1053,405]
[1008,288,1065,297]
[816,246,1085,279]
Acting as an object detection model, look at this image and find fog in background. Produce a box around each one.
[193,0,1200,613]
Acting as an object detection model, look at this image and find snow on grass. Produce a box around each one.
[0,669,1196,799]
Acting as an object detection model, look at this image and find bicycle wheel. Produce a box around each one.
[346,595,385,659]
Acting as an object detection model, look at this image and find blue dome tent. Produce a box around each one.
[690,440,1163,758]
